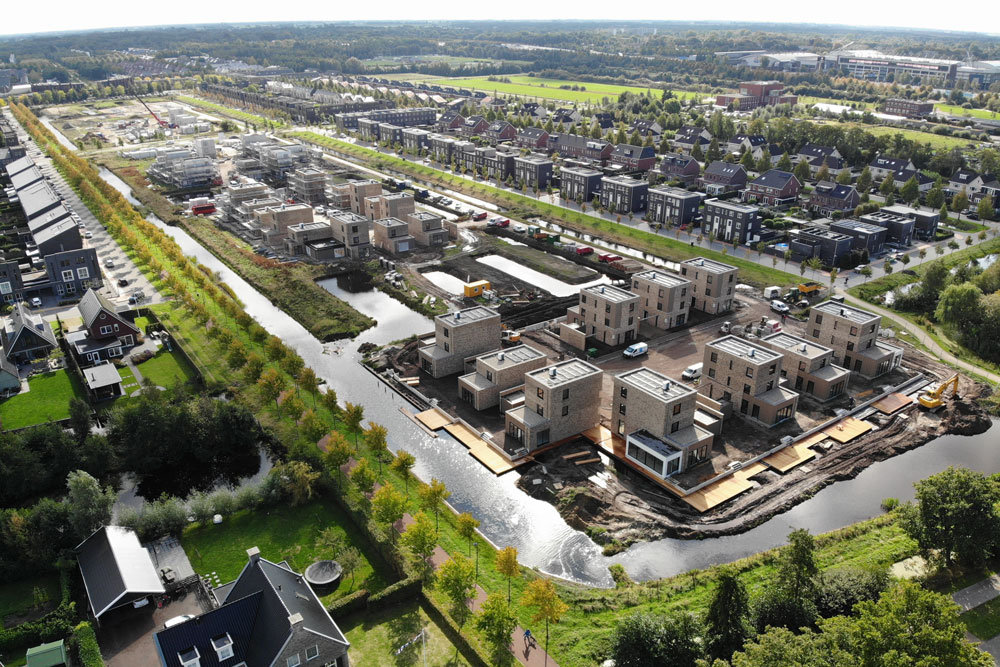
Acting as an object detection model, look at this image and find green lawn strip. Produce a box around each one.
[0,573,60,628]
[935,103,1000,120]
[798,95,874,109]
[962,596,1000,640]
[174,95,287,128]
[0,370,86,431]
[179,218,373,341]
[293,131,802,288]
[182,498,391,605]
[855,123,978,151]
[136,347,198,387]
[341,598,471,666]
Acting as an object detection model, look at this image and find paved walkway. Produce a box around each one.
[950,574,1000,664]
[836,288,1000,386]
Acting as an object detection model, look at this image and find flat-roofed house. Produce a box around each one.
[630,269,692,330]
[679,257,738,314]
[504,359,602,453]
[760,332,850,401]
[806,301,902,378]
[458,344,548,410]
[701,335,799,427]
[419,306,502,378]
[565,284,639,347]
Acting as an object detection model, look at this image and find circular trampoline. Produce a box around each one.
[305,560,343,588]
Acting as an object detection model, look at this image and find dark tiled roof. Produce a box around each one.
[612,144,654,160]
[812,182,858,200]
[798,143,837,160]
[674,125,711,144]
[950,168,978,184]
[155,592,261,667]
[7,301,57,349]
[893,169,934,185]
[732,134,767,147]
[518,127,547,139]
[660,153,697,171]
[78,288,117,329]
[752,169,798,189]
[704,161,747,182]
[870,156,911,171]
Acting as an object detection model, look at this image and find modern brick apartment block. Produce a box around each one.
[760,332,851,401]
[807,301,902,378]
[630,269,692,330]
[458,344,548,410]
[613,367,715,476]
[364,192,415,222]
[372,217,415,254]
[346,179,383,215]
[600,175,648,214]
[256,203,314,249]
[679,257,738,314]
[647,186,701,226]
[287,168,328,205]
[419,306,502,379]
[560,166,603,202]
[504,359,602,453]
[702,198,761,245]
[328,210,372,259]
[405,211,448,247]
[565,284,640,346]
[701,336,799,427]
[513,154,554,190]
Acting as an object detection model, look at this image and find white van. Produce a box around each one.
[623,342,648,358]
[681,363,703,381]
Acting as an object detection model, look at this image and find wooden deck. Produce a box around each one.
[823,416,873,443]
[873,392,914,415]
[415,407,453,430]
[763,441,818,473]
[443,422,522,475]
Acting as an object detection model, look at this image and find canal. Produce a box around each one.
[98,166,999,588]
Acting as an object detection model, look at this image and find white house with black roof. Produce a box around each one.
[154,547,350,667]
[76,525,165,623]
[672,125,711,154]
[869,156,915,181]
[2,301,57,365]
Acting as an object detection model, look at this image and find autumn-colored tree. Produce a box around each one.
[390,449,416,494]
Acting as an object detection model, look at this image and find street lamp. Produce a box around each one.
[473,540,479,583]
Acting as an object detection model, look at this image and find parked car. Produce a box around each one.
[118,278,129,287]
[681,363,703,381]
[719,321,731,334]
[30,297,42,308]
[512,224,527,233]
[622,342,648,358]
[84,231,93,239]
[473,212,488,221]
[853,264,869,274]
[104,259,114,269]
[576,246,594,256]
[163,614,195,629]
[770,300,790,314]
[598,253,623,263]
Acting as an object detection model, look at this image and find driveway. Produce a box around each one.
[99,587,211,667]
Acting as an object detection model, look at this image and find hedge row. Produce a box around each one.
[0,602,76,652]
[368,575,421,607]
[420,591,491,667]
[327,589,369,617]
[73,622,105,667]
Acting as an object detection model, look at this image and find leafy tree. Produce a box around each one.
[978,193,995,222]
[879,175,896,198]
[227,339,247,369]
[400,510,437,578]
[793,158,811,184]
[280,352,304,378]
[836,169,852,185]
[777,152,792,172]
[901,466,1000,566]
[273,460,319,506]
[242,352,265,383]
[68,398,92,444]
[390,449,416,494]
[476,592,518,663]
[323,431,353,488]
[256,367,286,411]
[65,470,114,541]
[265,335,286,361]
[439,554,476,620]
[953,187,969,218]
[371,483,406,544]
[940,202,950,223]
[364,423,389,473]
[899,175,920,205]
[457,512,480,556]
[756,153,772,174]
[315,526,345,560]
[705,569,753,660]
[778,528,818,603]
[813,567,890,619]
[706,138,721,163]
[297,367,319,406]
[320,387,339,422]
[815,162,830,183]
[343,402,365,450]
[349,457,376,497]
[741,149,756,171]
[497,546,520,604]
[857,166,872,193]
[418,478,451,533]
[299,409,327,444]
[731,625,855,666]
[522,578,570,662]
[339,546,362,591]
[935,283,983,325]
[611,611,704,667]
[926,185,945,210]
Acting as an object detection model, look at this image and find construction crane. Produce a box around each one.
[918,374,960,410]
[134,94,170,128]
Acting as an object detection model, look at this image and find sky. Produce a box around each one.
[1,2,998,38]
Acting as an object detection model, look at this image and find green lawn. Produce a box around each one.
[0,573,60,629]
[174,95,285,128]
[860,124,977,150]
[136,347,198,387]
[181,499,391,604]
[962,596,1000,640]
[342,599,470,666]
[935,103,1000,120]
[412,75,702,104]
[0,369,85,431]
[799,95,874,110]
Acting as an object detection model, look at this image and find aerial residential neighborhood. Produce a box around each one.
[0,14,999,667]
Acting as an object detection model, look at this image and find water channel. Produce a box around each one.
[98,166,1000,588]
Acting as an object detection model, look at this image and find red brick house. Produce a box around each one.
[742,169,802,208]
[67,288,140,365]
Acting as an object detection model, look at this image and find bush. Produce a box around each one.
[73,622,104,667]
[367,575,421,608]
[609,563,633,588]
[881,497,900,512]
[0,601,76,652]
[751,588,818,633]
[326,589,369,617]
[814,567,890,618]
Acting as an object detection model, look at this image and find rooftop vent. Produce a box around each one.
[550,367,558,378]
[288,612,303,626]
[600,286,606,294]
[662,381,671,392]
[749,349,756,358]
[840,308,846,316]
[497,352,505,361]
[455,311,461,319]
[801,344,808,353]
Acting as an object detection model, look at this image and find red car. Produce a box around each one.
[576,246,595,256]
[473,212,488,221]
[598,253,623,263]
[495,219,510,228]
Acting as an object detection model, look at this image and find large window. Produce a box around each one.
[287,654,301,667]
[61,270,74,282]
[77,267,90,280]
[627,443,664,475]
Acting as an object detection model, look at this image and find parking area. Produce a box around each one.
[98,586,211,667]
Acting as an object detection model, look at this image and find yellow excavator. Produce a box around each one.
[918,374,960,410]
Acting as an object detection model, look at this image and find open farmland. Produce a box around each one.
[402,74,705,104]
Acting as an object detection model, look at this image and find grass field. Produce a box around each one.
[342,599,470,666]
[0,573,60,629]
[0,369,85,431]
[962,597,1000,640]
[182,498,392,605]
[408,75,701,104]
[136,347,198,387]
[935,103,1000,120]
[799,95,874,109]
[174,95,285,128]
[860,124,978,150]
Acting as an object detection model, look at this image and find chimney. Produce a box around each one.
[288,612,303,626]
[247,546,260,564]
